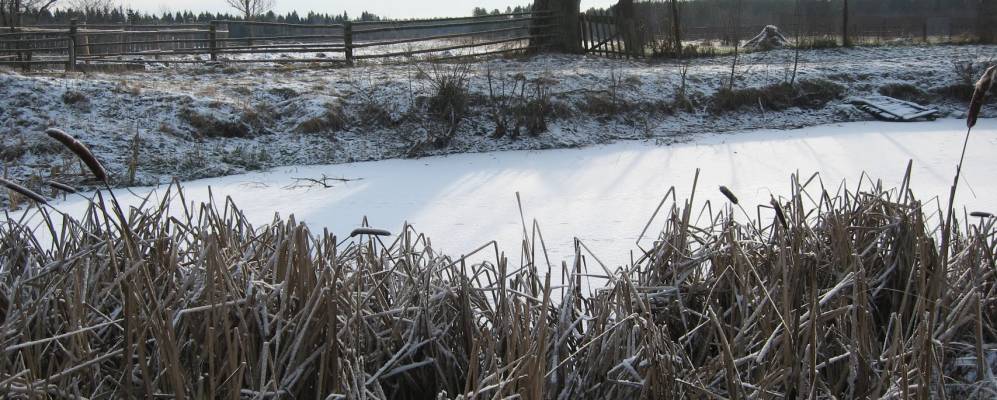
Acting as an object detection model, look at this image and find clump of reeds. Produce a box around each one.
[0,164,994,399]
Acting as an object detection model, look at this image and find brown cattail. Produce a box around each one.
[45,128,107,183]
[968,65,997,129]
[770,197,788,229]
[970,211,994,218]
[349,227,392,237]
[719,186,738,205]
[47,180,78,194]
[0,177,48,205]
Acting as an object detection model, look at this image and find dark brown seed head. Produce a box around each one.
[968,65,996,129]
[970,211,994,219]
[349,227,392,237]
[0,177,48,205]
[719,186,738,205]
[770,197,788,229]
[47,180,78,194]
[45,128,108,183]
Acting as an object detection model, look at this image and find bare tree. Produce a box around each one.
[0,0,58,28]
[65,0,113,13]
[670,0,681,57]
[790,0,801,84]
[225,0,274,20]
[726,0,742,90]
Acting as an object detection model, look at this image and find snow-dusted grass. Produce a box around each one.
[1,44,993,195]
[10,119,995,269]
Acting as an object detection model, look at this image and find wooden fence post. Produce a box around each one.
[67,18,78,72]
[344,21,353,65]
[209,21,218,61]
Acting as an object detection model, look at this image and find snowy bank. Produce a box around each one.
[8,119,996,269]
[1,44,995,199]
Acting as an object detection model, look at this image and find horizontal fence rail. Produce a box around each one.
[0,10,557,70]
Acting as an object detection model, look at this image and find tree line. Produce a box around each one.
[3,0,538,28]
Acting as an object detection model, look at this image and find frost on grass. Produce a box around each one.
[0,45,996,203]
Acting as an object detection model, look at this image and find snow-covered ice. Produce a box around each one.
[7,119,995,269]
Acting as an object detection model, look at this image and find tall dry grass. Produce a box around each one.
[0,164,995,399]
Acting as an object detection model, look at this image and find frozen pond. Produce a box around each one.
[7,119,997,268]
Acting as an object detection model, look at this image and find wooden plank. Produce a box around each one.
[353,11,553,26]
[428,44,549,62]
[214,20,344,29]
[355,34,545,59]
[352,25,545,49]
[353,17,538,35]
[78,46,346,58]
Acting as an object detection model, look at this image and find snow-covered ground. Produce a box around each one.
[8,119,996,270]
[1,44,994,202]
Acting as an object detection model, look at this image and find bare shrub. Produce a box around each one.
[61,90,89,110]
[710,79,844,113]
[423,61,472,146]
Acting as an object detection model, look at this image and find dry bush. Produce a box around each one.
[935,61,995,102]
[423,61,472,146]
[710,79,844,113]
[297,106,346,134]
[178,106,257,139]
[61,90,90,111]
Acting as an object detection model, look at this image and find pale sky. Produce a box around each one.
[120,0,616,19]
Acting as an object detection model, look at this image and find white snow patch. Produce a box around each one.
[6,119,996,272]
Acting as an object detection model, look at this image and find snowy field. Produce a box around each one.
[8,119,995,270]
[2,44,994,194]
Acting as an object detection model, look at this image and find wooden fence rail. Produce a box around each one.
[0,10,557,71]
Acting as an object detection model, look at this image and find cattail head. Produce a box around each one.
[45,128,108,183]
[968,65,996,129]
[0,177,48,205]
[770,197,788,229]
[970,211,994,219]
[349,227,392,237]
[719,186,739,205]
[47,180,78,194]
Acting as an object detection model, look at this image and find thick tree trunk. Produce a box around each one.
[529,0,581,54]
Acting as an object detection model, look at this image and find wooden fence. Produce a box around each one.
[579,11,647,59]
[0,10,556,70]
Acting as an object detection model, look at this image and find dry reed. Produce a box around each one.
[0,177,47,205]
[44,128,108,183]
[0,168,994,399]
[968,65,996,129]
[46,180,78,194]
